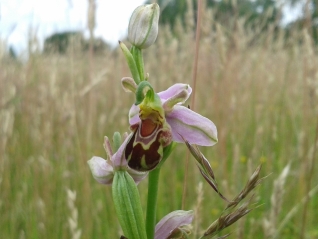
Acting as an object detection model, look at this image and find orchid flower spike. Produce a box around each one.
[87,133,147,185]
[123,82,218,171]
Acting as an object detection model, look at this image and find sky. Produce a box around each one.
[0,0,304,56]
[0,0,146,55]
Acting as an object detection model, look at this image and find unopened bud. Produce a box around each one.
[128,3,160,49]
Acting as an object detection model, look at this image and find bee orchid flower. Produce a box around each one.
[121,80,218,171]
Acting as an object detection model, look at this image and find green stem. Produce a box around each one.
[146,167,161,239]
[145,143,176,239]
[131,46,145,81]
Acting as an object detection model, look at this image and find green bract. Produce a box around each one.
[112,171,147,239]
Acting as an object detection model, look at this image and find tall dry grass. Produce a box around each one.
[1,4,318,239]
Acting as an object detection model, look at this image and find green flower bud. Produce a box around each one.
[128,3,160,49]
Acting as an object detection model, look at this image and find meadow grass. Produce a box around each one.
[1,6,318,239]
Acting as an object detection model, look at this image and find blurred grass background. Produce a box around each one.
[1,1,318,239]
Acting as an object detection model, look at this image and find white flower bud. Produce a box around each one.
[128,3,160,49]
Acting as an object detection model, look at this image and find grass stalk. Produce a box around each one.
[299,116,318,239]
[182,0,203,209]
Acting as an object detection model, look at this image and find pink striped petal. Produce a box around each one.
[158,83,192,101]
[155,210,193,239]
[129,104,140,125]
[166,105,217,146]
[87,156,114,185]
